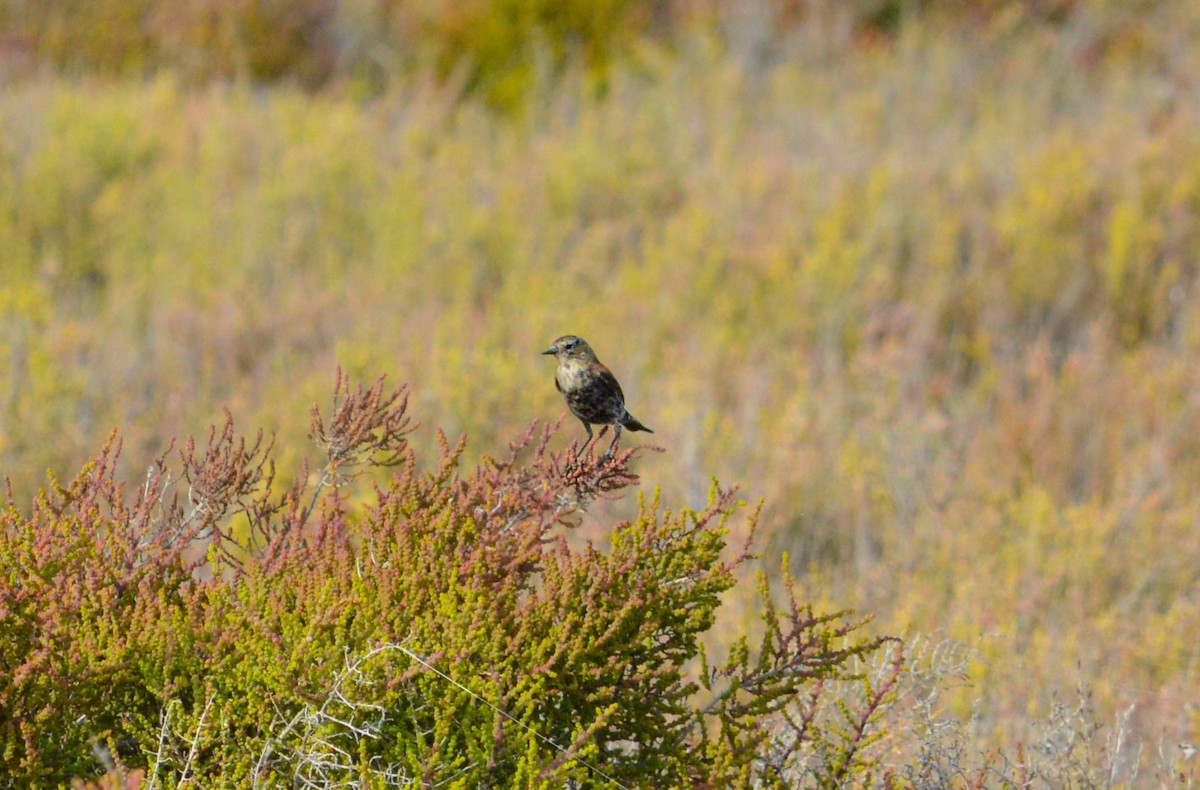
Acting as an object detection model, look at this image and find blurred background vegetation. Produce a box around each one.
[1,0,1199,777]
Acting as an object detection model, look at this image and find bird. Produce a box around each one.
[542,335,653,458]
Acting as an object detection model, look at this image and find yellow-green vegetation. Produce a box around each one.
[2,0,1200,782]
[0,378,896,785]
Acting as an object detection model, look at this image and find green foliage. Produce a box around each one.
[0,373,891,785]
[411,0,648,110]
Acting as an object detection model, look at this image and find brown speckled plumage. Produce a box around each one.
[542,335,652,457]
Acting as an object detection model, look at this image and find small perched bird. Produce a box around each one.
[542,335,653,457]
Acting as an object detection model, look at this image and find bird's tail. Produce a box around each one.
[621,413,653,433]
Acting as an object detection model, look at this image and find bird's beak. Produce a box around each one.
[541,348,556,356]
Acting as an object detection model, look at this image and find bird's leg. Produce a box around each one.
[602,424,622,460]
[576,421,594,457]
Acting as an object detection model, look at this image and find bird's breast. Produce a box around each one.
[555,360,589,392]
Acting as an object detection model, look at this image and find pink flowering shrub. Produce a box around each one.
[0,372,896,787]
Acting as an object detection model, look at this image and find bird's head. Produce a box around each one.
[542,335,598,362]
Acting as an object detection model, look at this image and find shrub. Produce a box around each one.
[0,371,895,786]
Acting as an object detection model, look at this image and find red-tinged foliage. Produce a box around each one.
[0,371,894,786]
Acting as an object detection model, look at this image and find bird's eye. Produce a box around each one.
[567,339,578,349]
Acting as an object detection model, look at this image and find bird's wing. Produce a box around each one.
[597,365,626,404]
